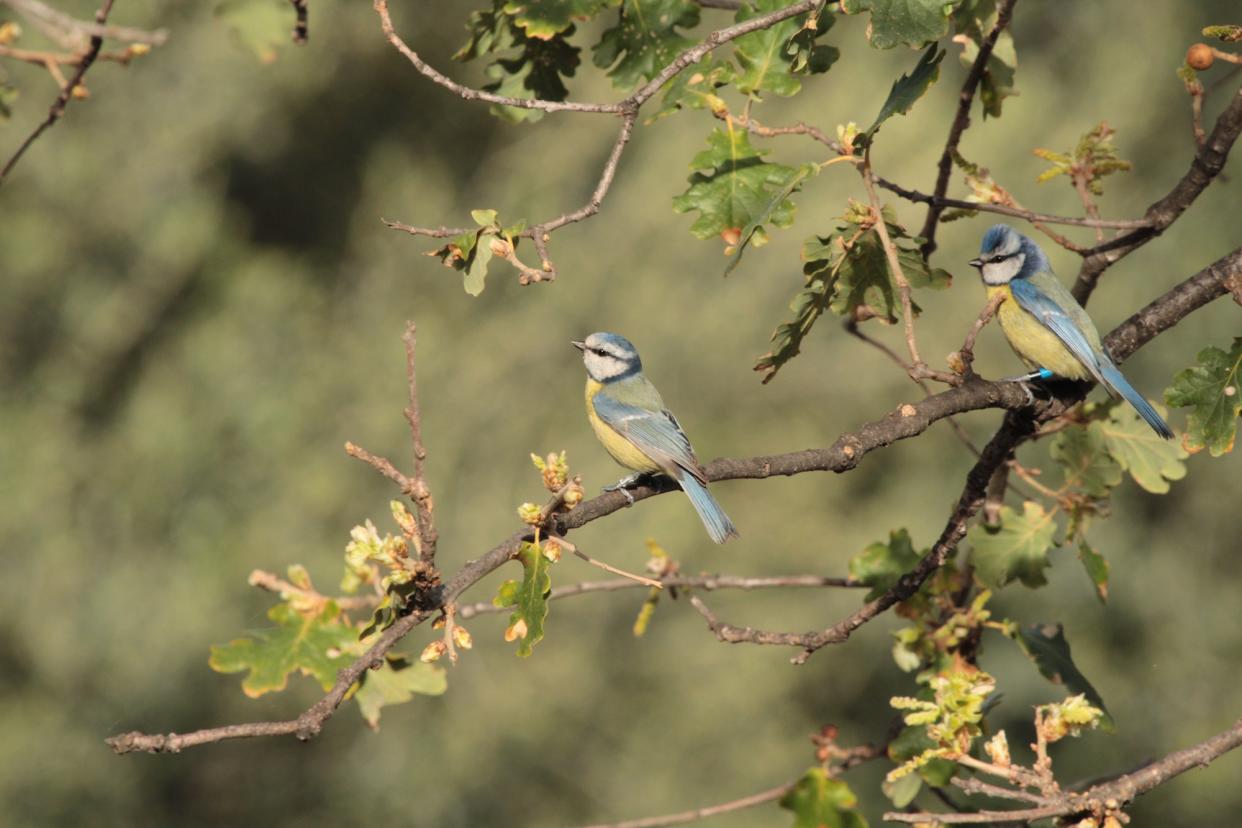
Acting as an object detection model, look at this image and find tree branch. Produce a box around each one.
[875,176,1151,230]
[1072,82,1242,303]
[375,0,819,280]
[107,248,1239,753]
[886,716,1242,824]
[918,0,1018,256]
[289,0,307,44]
[401,322,438,564]
[0,0,114,185]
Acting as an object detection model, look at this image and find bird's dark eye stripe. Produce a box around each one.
[988,253,1012,264]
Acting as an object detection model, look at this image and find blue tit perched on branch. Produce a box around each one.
[970,224,1173,438]
[573,332,738,544]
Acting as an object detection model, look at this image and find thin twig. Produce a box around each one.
[456,573,862,619]
[859,146,957,385]
[0,0,114,185]
[247,569,380,612]
[875,176,1150,231]
[567,542,663,588]
[950,290,1006,380]
[401,322,438,564]
[576,781,796,828]
[919,0,1019,256]
[289,0,308,44]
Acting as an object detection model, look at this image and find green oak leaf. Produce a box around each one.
[1050,424,1122,498]
[722,163,817,277]
[483,32,581,123]
[779,768,869,828]
[1164,337,1242,457]
[786,5,840,75]
[969,501,1056,589]
[1015,623,1114,731]
[862,44,944,145]
[593,0,699,90]
[456,2,581,123]
[1091,404,1187,494]
[753,202,950,383]
[842,0,965,49]
[849,528,922,600]
[1077,539,1109,604]
[502,0,609,38]
[353,655,447,729]
[209,602,356,698]
[673,126,800,241]
[648,55,735,121]
[953,0,1017,117]
[733,0,833,97]
[493,541,552,656]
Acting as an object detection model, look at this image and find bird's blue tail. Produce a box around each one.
[675,473,738,544]
[1099,360,1174,439]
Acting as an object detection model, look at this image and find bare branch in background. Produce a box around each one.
[289,0,307,44]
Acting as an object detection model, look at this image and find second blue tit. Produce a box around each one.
[573,332,738,544]
[970,224,1173,438]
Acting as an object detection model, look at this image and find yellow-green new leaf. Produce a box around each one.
[1164,337,1242,456]
[968,501,1056,589]
[1092,404,1187,493]
[353,655,447,729]
[209,603,356,698]
[779,768,869,828]
[503,0,609,38]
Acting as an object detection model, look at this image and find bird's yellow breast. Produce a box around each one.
[989,285,1090,380]
[584,379,661,472]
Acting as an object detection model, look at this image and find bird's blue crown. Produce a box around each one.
[980,223,1051,279]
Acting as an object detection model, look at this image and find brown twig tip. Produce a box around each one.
[0,0,117,185]
[289,0,308,44]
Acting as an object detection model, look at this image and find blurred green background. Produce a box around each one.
[1,1,1239,825]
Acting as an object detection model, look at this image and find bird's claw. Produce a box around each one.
[602,473,646,506]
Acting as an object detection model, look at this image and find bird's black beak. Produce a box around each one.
[571,340,586,352]
[968,257,983,269]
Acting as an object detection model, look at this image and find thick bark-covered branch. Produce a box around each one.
[1072,82,1242,302]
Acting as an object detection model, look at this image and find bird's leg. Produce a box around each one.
[999,368,1054,406]
[999,368,1055,383]
[602,472,652,506]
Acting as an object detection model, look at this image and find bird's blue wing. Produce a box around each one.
[1009,277,1108,386]
[592,394,707,483]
